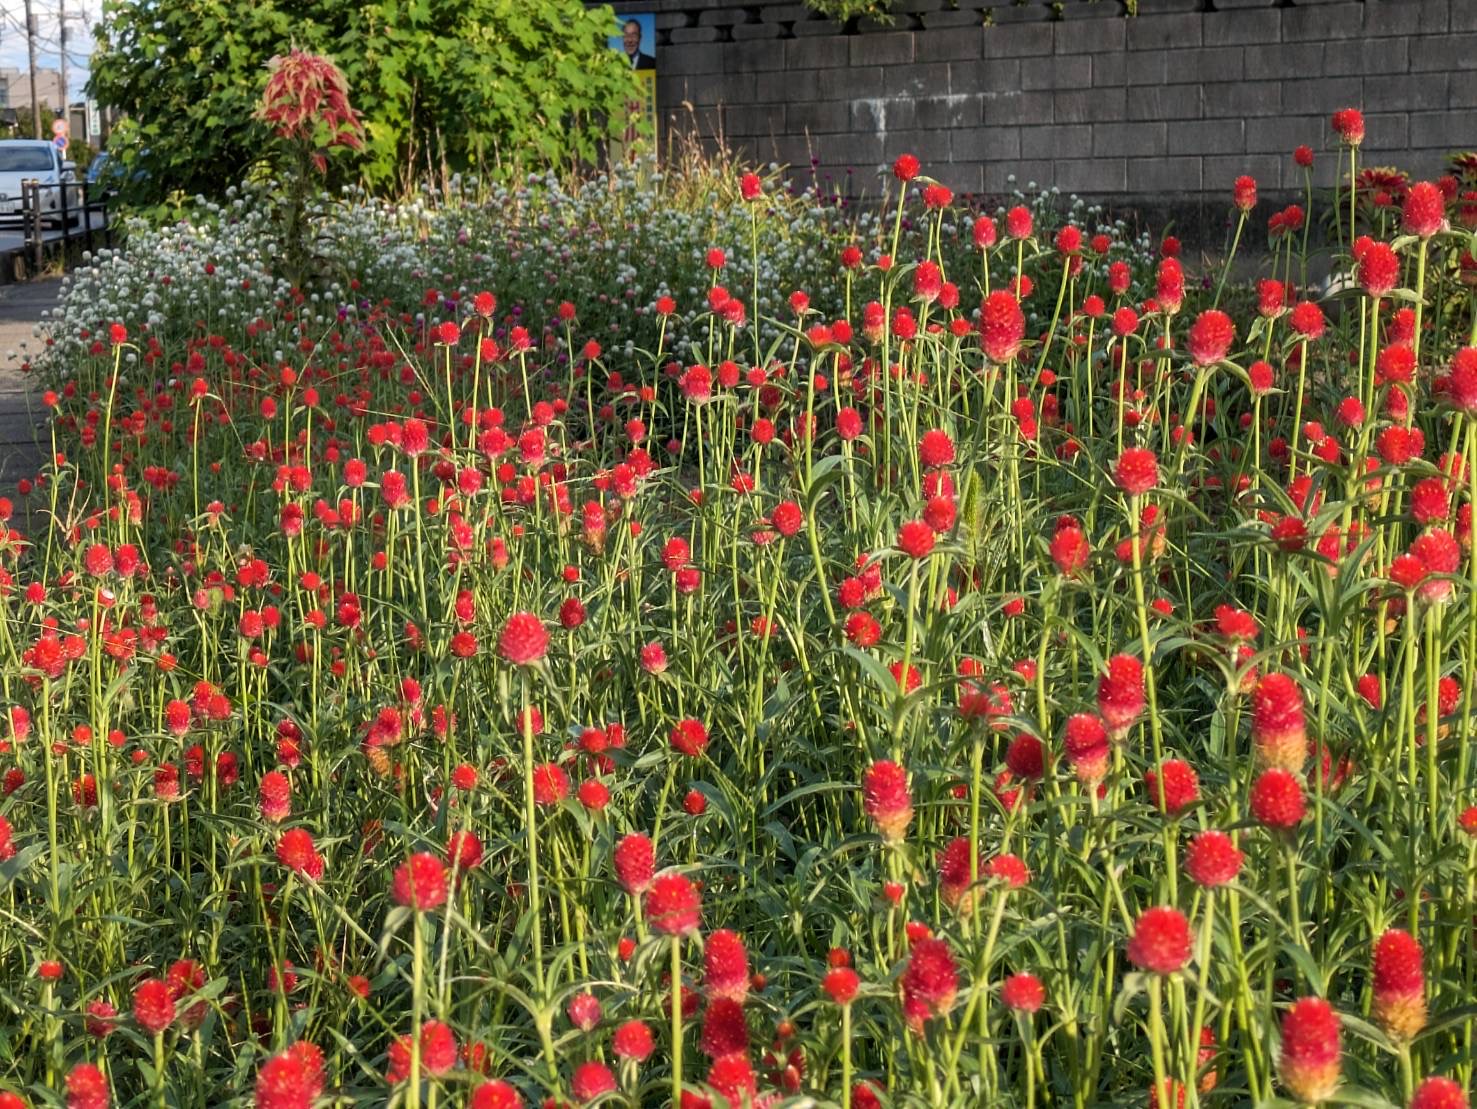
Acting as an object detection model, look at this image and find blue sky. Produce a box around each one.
[0,0,97,102]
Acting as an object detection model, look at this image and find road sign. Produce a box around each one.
[51,118,67,137]
[53,135,67,151]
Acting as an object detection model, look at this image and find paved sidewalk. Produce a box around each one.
[0,277,62,489]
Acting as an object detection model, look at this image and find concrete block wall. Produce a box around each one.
[599,0,1471,211]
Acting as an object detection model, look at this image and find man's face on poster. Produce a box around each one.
[623,23,641,57]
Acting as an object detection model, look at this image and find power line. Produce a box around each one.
[0,8,92,58]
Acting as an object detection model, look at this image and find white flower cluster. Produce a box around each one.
[41,159,1160,386]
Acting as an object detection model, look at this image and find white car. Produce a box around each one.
[0,140,83,226]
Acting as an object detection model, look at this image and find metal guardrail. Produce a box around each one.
[17,177,112,277]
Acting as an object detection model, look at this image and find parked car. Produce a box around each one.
[84,151,113,187]
[0,140,83,226]
[85,149,149,197]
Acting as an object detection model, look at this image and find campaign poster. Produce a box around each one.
[608,14,656,157]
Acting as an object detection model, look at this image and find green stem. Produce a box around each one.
[671,934,684,1108]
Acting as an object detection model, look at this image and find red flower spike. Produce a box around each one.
[1279,997,1342,1104]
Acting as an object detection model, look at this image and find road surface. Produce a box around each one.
[0,277,61,498]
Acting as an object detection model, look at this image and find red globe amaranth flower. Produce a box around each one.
[897,519,935,559]
[771,500,804,538]
[1410,1078,1469,1109]
[564,998,599,1039]
[901,937,959,1020]
[1051,523,1091,578]
[392,852,448,911]
[1148,1078,1187,1109]
[1248,359,1275,396]
[277,828,325,880]
[255,1041,326,1109]
[166,959,207,1030]
[892,153,920,182]
[388,1020,458,1081]
[531,763,569,805]
[65,1063,111,1109]
[1144,759,1200,816]
[1126,906,1192,975]
[133,977,175,1034]
[1251,768,1306,831]
[1391,553,1428,591]
[612,1019,655,1061]
[1005,205,1033,240]
[1371,929,1426,1042]
[1279,997,1342,1104]
[570,1060,617,1102]
[1257,279,1286,317]
[1252,673,1308,771]
[1233,175,1257,212]
[918,428,955,469]
[1184,830,1244,887]
[579,779,611,811]
[699,997,748,1058]
[1156,257,1185,312]
[1187,309,1235,366]
[704,929,750,1002]
[469,1081,524,1108]
[1411,477,1451,525]
[1063,713,1111,785]
[817,965,862,1011]
[259,770,292,823]
[1214,604,1259,643]
[613,833,655,895]
[498,612,548,666]
[937,836,985,913]
[645,872,701,935]
[707,1053,757,1103]
[862,760,913,842]
[447,830,484,872]
[1332,108,1365,145]
[1403,181,1447,238]
[1097,654,1145,739]
[1001,972,1045,1013]
[1411,528,1462,603]
[845,611,882,647]
[913,259,944,302]
[980,291,1026,363]
[1005,734,1045,781]
[1446,348,1477,412]
[1295,144,1314,168]
[559,596,586,628]
[669,717,709,758]
[1356,239,1400,297]
[923,495,956,534]
[1289,301,1326,340]
[1113,448,1158,496]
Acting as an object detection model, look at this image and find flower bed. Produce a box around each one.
[2,123,1477,1108]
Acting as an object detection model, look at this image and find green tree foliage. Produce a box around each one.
[802,0,895,20]
[87,0,645,204]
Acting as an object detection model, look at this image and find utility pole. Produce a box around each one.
[23,0,42,136]
[58,0,68,125]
